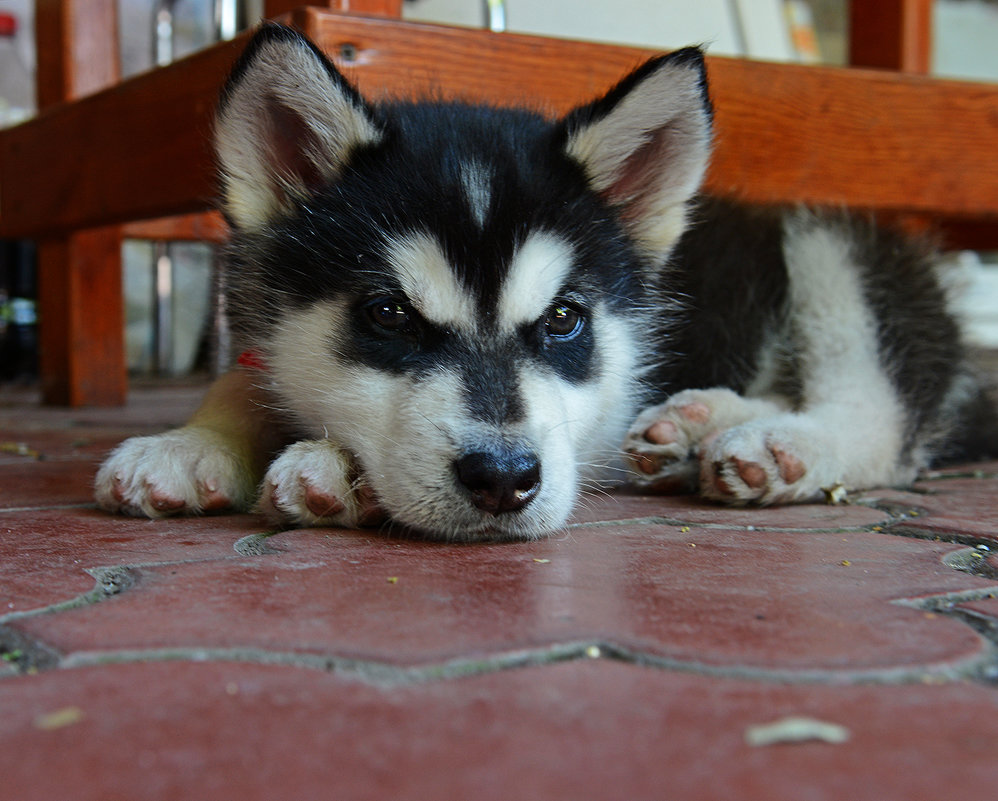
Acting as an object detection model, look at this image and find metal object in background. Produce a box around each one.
[151,241,174,375]
[210,252,233,378]
[486,0,506,33]
[153,0,178,67]
[216,0,263,41]
[0,240,38,381]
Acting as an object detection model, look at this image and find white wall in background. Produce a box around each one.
[934,0,998,82]
[403,0,795,60]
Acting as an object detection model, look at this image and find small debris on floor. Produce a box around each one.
[745,716,851,747]
[822,483,849,504]
[33,706,85,731]
[0,441,39,459]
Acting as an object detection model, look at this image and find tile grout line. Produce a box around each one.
[5,633,997,689]
[5,555,998,690]
[5,506,998,688]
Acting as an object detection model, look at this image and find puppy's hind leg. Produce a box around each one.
[701,216,915,504]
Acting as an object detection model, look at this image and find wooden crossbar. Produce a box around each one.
[3,8,997,243]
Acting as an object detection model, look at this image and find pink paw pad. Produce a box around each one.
[199,479,232,511]
[628,451,662,475]
[702,462,734,497]
[303,483,345,518]
[733,458,767,490]
[678,402,711,424]
[771,445,806,484]
[643,420,678,445]
[147,486,186,512]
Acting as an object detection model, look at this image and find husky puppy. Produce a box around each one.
[95,24,996,540]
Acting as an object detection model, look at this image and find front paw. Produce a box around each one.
[256,440,386,529]
[699,424,811,505]
[95,428,255,517]
[623,389,736,492]
[624,389,791,494]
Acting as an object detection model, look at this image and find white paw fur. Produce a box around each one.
[624,388,788,494]
[626,387,914,505]
[256,439,386,529]
[94,427,256,517]
[697,417,816,505]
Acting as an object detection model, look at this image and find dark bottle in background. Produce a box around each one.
[0,240,38,382]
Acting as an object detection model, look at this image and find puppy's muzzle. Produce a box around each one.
[455,446,541,515]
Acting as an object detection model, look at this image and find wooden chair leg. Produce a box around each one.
[34,0,124,406]
[849,0,933,74]
[37,227,126,406]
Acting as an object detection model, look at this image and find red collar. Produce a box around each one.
[237,349,268,371]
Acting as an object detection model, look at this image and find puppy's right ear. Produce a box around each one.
[216,24,383,230]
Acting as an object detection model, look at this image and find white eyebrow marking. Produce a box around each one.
[384,232,475,330]
[498,232,575,330]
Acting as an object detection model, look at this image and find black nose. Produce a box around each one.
[455,447,541,515]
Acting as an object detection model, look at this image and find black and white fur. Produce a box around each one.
[95,25,997,540]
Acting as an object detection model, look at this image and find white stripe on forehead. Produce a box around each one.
[461,161,492,230]
[498,232,576,330]
[384,232,474,328]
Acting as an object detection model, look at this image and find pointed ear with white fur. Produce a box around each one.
[215,24,384,230]
[560,49,713,263]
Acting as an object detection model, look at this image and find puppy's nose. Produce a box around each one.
[455,448,541,515]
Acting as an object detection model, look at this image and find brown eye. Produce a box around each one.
[544,303,584,339]
[367,298,411,332]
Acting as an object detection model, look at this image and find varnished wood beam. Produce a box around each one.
[3,10,996,243]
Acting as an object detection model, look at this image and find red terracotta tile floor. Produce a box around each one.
[2,381,998,800]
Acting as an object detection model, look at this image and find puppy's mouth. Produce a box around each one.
[369,480,566,543]
[351,442,571,541]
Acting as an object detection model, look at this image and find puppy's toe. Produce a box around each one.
[258,440,367,529]
[699,427,811,505]
[624,390,733,487]
[643,420,679,445]
[303,483,346,519]
[771,445,807,485]
[95,428,254,518]
[147,486,188,513]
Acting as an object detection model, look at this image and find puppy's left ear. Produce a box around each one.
[560,49,712,263]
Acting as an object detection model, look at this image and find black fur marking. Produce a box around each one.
[649,197,791,401]
[225,93,648,388]
[459,344,527,425]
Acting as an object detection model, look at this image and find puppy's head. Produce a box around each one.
[215,24,712,540]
